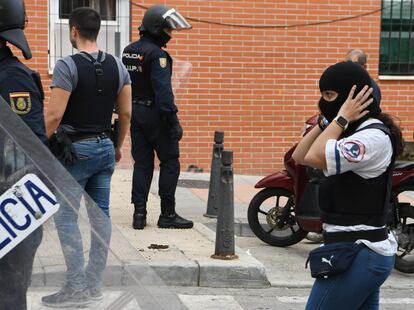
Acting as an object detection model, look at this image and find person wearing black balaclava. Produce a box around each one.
[122,5,194,230]
[292,61,403,309]
[345,48,382,105]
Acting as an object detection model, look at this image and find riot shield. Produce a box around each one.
[0,96,185,309]
[172,59,192,94]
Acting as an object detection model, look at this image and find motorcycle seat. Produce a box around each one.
[394,160,414,171]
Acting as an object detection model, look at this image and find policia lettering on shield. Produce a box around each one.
[122,5,193,230]
[0,1,48,309]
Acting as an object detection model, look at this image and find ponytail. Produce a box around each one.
[375,113,404,156]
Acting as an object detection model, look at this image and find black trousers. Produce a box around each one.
[130,105,180,207]
[0,227,42,310]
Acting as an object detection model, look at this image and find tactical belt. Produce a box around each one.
[323,228,388,244]
[69,132,109,143]
[133,99,154,107]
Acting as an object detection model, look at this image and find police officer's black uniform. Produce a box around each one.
[122,5,193,229]
[0,1,47,309]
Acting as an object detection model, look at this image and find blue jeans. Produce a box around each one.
[54,137,115,291]
[306,246,395,310]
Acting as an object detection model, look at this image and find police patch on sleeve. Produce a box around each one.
[338,139,366,163]
[9,92,32,115]
[159,57,167,68]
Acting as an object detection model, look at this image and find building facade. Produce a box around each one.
[22,0,414,175]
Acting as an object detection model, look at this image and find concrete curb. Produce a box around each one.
[30,222,270,289]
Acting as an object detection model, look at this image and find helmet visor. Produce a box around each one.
[162,9,192,30]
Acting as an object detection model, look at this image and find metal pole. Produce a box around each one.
[211,150,238,260]
[204,131,224,218]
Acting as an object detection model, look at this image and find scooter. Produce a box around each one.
[247,115,414,273]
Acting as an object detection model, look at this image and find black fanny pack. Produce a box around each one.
[306,242,364,279]
[305,228,388,279]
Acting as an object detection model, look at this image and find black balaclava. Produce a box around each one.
[139,25,171,47]
[319,61,381,134]
[139,5,171,47]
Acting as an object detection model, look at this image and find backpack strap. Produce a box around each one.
[78,51,104,94]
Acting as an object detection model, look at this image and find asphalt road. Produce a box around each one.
[27,286,414,310]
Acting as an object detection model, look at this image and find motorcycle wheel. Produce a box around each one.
[247,187,308,247]
[393,185,414,273]
[395,229,414,274]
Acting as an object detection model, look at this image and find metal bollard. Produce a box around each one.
[211,150,238,260]
[204,131,224,218]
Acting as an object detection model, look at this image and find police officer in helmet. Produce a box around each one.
[123,5,193,230]
[0,1,47,309]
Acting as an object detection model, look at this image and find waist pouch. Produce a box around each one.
[110,118,119,148]
[305,242,364,279]
[48,126,78,166]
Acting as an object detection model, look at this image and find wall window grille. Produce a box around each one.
[48,0,130,71]
[59,0,116,20]
[380,0,414,75]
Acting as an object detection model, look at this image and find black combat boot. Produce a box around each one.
[157,201,193,229]
[132,204,147,230]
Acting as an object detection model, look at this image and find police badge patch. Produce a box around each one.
[159,58,167,68]
[338,139,366,163]
[9,92,32,115]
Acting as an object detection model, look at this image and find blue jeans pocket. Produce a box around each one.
[73,140,95,160]
[367,250,395,277]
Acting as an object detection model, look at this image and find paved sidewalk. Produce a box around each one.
[108,169,268,288]
[32,168,414,290]
[109,169,414,289]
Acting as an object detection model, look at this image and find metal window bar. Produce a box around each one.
[408,0,414,71]
[50,0,122,68]
[59,0,116,20]
[397,0,403,73]
[387,0,394,74]
[380,0,414,75]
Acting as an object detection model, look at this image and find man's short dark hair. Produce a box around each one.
[69,7,101,41]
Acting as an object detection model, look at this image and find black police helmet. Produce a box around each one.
[0,0,31,59]
[139,5,191,46]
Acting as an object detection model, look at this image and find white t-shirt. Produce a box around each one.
[322,118,397,256]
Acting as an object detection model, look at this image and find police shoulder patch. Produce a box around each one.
[338,139,366,163]
[9,92,32,115]
[159,57,167,68]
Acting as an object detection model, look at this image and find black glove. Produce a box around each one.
[161,113,183,141]
[172,121,183,141]
[48,127,78,165]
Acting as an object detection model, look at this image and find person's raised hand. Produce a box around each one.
[337,85,373,123]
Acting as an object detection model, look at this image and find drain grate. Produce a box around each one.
[177,179,209,189]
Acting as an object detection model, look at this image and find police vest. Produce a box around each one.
[319,123,396,227]
[61,51,119,133]
[0,47,47,144]
[122,36,173,102]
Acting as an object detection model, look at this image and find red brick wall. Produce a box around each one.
[23,0,414,176]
